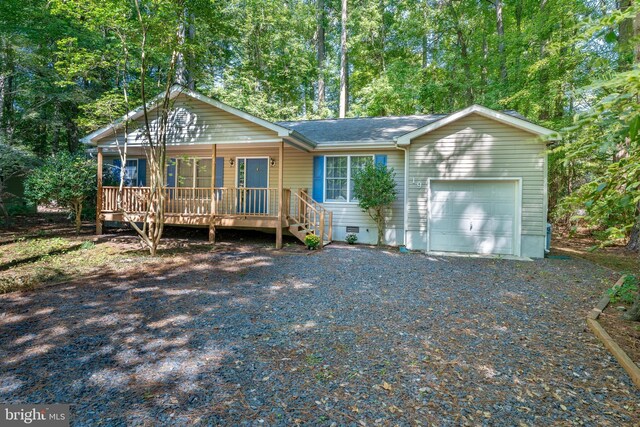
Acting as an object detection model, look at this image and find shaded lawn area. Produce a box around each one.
[1,220,639,425]
[0,213,301,294]
[552,232,640,277]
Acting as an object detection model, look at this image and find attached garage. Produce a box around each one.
[428,180,519,256]
[397,105,559,259]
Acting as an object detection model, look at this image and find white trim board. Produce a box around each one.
[396,105,560,146]
[426,177,523,257]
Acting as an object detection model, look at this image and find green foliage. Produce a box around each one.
[0,143,38,181]
[608,275,639,304]
[304,234,321,250]
[25,152,96,232]
[345,233,358,245]
[552,3,640,247]
[352,162,397,246]
[0,142,39,221]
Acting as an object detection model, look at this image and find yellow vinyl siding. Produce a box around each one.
[97,94,280,147]
[406,113,547,237]
[106,146,404,245]
[278,148,405,245]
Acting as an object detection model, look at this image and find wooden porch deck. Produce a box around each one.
[96,186,333,247]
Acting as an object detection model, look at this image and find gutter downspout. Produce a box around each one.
[395,142,409,248]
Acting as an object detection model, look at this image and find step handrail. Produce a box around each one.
[289,189,332,245]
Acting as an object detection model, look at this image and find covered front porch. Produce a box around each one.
[95,143,332,249]
[87,87,334,248]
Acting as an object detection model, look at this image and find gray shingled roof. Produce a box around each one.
[277,110,530,145]
[277,115,445,144]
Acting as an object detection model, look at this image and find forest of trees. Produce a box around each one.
[1,0,639,249]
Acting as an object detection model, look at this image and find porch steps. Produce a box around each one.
[287,222,332,247]
[288,189,333,248]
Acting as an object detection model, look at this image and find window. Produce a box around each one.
[117,159,139,187]
[324,155,374,203]
[175,158,212,188]
[177,158,194,187]
[196,159,212,188]
[325,156,348,201]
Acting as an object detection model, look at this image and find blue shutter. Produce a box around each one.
[137,158,147,186]
[312,156,324,202]
[375,154,387,166]
[113,159,122,184]
[167,158,176,187]
[215,157,224,187]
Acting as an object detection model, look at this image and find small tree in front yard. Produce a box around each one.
[25,153,96,233]
[0,142,39,225]
[352,162,397,246]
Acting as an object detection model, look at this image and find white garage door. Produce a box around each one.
[429,180,517,255]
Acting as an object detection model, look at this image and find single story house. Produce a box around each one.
[83,86,559,258]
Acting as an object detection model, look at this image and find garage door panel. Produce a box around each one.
[430,215,514,234]
[430,232,513,254]
[429,180,517,255]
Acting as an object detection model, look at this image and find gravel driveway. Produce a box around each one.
[1,243,639,425]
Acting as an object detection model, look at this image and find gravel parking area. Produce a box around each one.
[1,244,639,425]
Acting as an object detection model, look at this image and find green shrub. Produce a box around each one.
[345,233,358,244]
[608,275,639,304]
[304,234,321,250]
[352,162,397,246]
[25,152,96,233]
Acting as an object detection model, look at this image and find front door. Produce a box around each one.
[237,158,269,214]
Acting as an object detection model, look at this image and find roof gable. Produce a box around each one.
[396,105,560,146]
[82,86,316,150]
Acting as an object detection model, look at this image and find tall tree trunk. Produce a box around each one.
[378,0,386,72]
[316,0,326,110]
[481,34,488,88]
[619,0,640,69]
[457,29,473,104]
[514,0,523,82]
[186,12,196,90]
[339,0,348,118]
[0,37,15,142]
[539,0,547,57]
[176,9,195,89]
[495,0,506,81]
[0,72,5,140]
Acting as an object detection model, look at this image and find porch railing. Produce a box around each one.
[288,189,333,243]
[101,186,282,217]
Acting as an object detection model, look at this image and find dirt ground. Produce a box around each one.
[1,214,639,425]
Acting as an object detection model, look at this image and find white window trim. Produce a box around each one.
[174,157,213,189]
[323,154,374,204]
